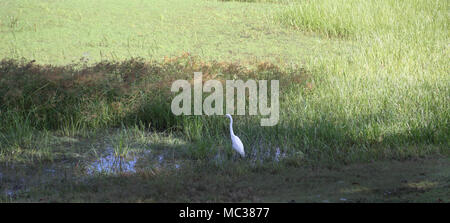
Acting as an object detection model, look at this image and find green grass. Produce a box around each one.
[0,0,448,163]
[0,54,447,165]
[277,0,445,38]
[0,0,448,202]
[0,0,342,65]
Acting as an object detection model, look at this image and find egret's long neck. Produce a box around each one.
[228,117,235,137]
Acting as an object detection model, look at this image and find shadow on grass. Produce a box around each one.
[0,56,447,165]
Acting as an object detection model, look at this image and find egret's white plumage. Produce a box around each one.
[225,114,245,157]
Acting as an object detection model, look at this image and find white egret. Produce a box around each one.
[225,114,245,157]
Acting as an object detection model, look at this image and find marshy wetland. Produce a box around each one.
[0,0,449,202]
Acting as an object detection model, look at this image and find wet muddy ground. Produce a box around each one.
[1,140,448,202]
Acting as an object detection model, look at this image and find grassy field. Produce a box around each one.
[0,0,448,202]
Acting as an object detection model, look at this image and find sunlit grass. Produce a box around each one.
[0,0,339,65]
[0,0,448,165]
